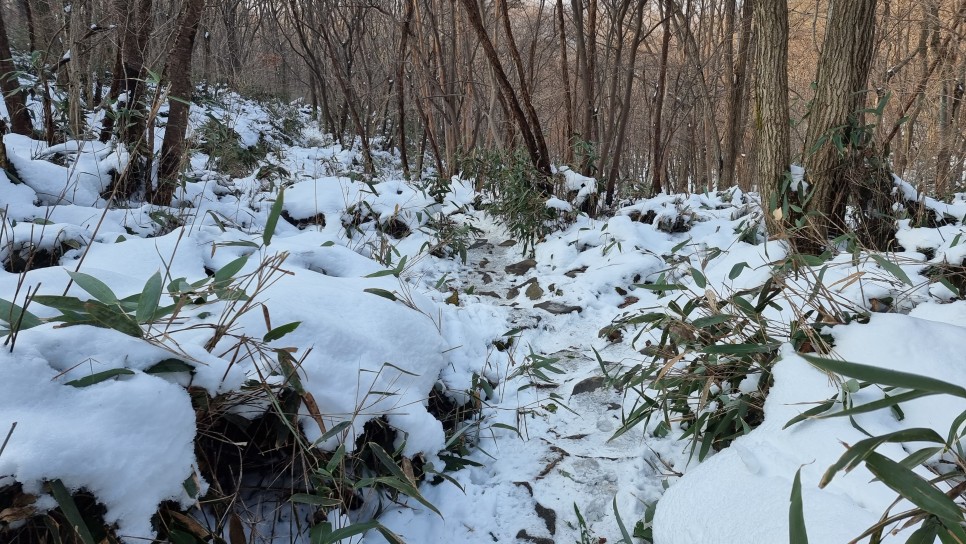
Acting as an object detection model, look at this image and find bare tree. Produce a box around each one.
[155,0,207,205]
[0,4,31,135]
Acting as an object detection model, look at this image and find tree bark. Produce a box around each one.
[753,0,790,233]
[0,5,31,136]
[154,0,206,205]
[651,9,671,194]
[802,0,878,250]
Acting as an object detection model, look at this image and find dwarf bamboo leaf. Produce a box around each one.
[789,467,809,544]
[85,302,143,337]
[0,298,42,329]
[146,359,194,374]
[728,262,749,280]
[263,188,284,247]
[214,255,249,285]
[802,354,966,399]
[67,271,118,304]
[65,368,135,387]
[364,288,397,301]
[870,254,915,286]
[864,451,963,524]
[264,321,301,342]
[820,428,944,487]
[690,267,707,288]
[136,272,163,324]
[49,479,96,544]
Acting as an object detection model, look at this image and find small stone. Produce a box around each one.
[469,238,489,249]
[571,376,606,395]
[505,258,537,275]
[534,301,582,315]
[477,291,502,299]
[515,530,553,544]
[507,287,520,299]
[525,281,544,300]
[481,272,493,284]
[499,239,518,247]
[564,266,587,278]
[618,296,639,309]
[534,503,556,535]
[479,258,490,267]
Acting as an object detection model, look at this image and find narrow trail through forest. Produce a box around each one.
[382,216,669,543]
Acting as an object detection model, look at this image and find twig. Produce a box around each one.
[0,421,17,460]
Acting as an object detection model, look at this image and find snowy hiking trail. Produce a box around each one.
[372,216,669,543]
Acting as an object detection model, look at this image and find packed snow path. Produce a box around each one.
[373,216,668,543]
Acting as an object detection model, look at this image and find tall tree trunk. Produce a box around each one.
[456,0,553,187]
[154,0,206,205]
[604,0,645,206]
[396,0,415,179]
[556,0,575,165]
[753,0,790,233]
[802,0,878,250]
[721,0,753,188]
[21,0,36,54]
[651,10,672,194]
[0,5,31,135]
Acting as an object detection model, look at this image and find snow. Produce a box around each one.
[2,88,964,544]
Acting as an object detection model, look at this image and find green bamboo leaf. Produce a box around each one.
[0,298,42,329]
[309,520,380,544]
[690,267,707,288]
[67,271,118,304]
[802,354,966,399]
[870,254,915,286]
[702,342,780,355]
[728,262,749,280]
[905,517,940,544]
[692,314,733,328]
[145,359,194,374]
[31,295,88,314]
[84,301,143,338]
[363,288,397,301]
[613,497,633,544]
[814,389,932,419]
[136,272,163,324]
[864,451,963,524]
[634,283,686,292]
[368,442,442,517]
[820,428,944,487]
[783,397,837,429]
[946,409,966,448]
[364,268,397,278]
[263,321,301,342]
[213,255,249,284]
[48,479,96,544]
[263,188,284,247]
[65,368,135,387]
[290,493,342,508]
[789,467,809,544]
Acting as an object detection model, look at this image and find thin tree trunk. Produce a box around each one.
[396,0,415,180]
[457,0,553,186]
[753,0,790,232]
[0,5,31,135]
[651,10,671,194]
[556,0,575,165]
[154,0,206,205]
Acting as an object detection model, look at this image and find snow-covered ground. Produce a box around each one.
[0,92,964,543]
